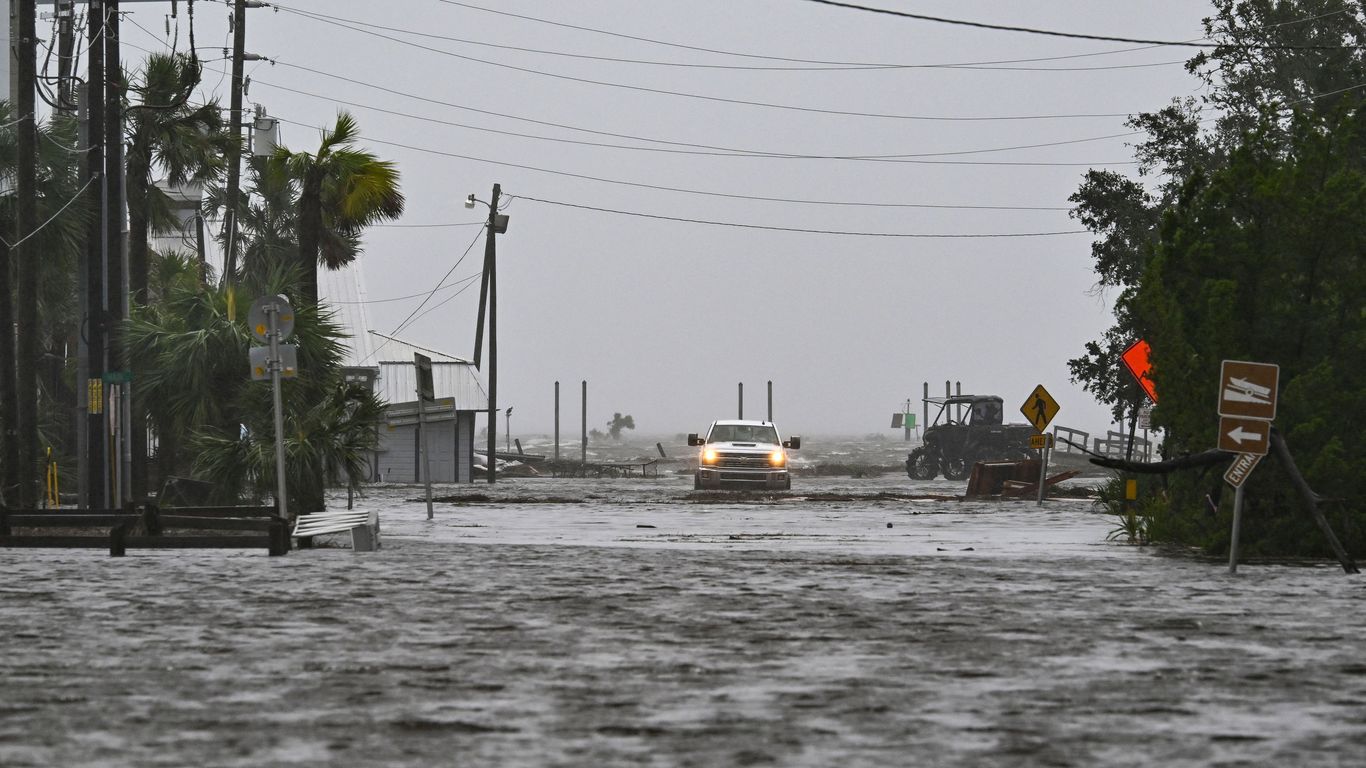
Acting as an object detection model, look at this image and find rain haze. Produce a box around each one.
[116,0,1215,437]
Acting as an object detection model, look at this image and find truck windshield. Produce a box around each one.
[709,425,779,444]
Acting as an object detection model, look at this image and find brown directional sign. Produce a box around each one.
[1218,416,1270,455]
[1218,360,1279,420]
[1224,452,1264,488]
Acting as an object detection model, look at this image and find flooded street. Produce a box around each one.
[3,472,1364,767]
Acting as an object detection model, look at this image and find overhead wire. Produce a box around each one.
[387,224,486,339]
[271,1,1187,73]
[265,113,1123,227]
[252,67,1143,162]
[250,7,1142,123]
[798,0,1365,50]
[0,175,98,250]
[507,195,1087,238]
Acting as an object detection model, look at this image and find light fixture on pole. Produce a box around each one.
[467,184,509,483]
[505,406,513,453]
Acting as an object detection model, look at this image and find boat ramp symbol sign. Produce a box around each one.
[1218,360,1279,420]
[1020,385,1059,434]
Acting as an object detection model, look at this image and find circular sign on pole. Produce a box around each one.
[248,294,295,342]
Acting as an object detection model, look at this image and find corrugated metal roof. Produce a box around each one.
[379,361,487,410]
[367,330,485,408]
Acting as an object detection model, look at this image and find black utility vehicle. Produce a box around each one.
[905,395,1036,481]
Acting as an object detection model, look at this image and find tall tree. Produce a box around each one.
[124,52,227,306]
[270,112,404,306]
[1068,0,1366,419]
[123,52,228,500]
[125,255,383,516]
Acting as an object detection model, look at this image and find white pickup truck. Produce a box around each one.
[688,420,801,490]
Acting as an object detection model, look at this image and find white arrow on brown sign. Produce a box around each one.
[1218,415,1270,455]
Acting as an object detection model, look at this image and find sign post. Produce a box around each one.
[1218,359,1279,574]
[1020,385,1060,505]
[415,353,435,520]
[249,295,295,523]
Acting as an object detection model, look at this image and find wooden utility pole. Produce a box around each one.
[84,0,108,509]
[10,0,38,506]
[106,0,130,503]
[222,0,248,282]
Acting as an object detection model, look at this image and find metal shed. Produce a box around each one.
[369,333,488,484]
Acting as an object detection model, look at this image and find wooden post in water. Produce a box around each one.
[581,380,588,464]
[767,381,773,422]
[923,382,929,437]
[738,382,743,419]
[554,381,560,462]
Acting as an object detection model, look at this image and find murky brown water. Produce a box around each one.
[3,477,1364,767]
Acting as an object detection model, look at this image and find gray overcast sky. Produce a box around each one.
[117,0,1216,437]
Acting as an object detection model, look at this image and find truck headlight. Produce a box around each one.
[702,449,718,465]
[769,450,786,467]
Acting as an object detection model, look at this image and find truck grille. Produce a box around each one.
[716,452,772,469]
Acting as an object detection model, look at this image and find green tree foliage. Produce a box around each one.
[1137,104,1366,555]
[1070,1,1366,556]
[1069,0,1365,420]
[124,256,383,514]
[124,52,228,303]
[268,111,404,306]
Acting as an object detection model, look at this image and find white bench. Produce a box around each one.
[293,509,380,551]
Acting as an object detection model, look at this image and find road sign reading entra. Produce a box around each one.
[1219,360,1279,420]
[1224,452,1264,488]
[1218,415,1270,455]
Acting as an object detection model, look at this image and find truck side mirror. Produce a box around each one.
[687,433,702,446]
[783,436,801,450]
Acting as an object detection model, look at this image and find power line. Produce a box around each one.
[509,194,1087,238]
[388,225,486,340]
[0,175,97,249]
[253,70,1142,162]
[328,271,481,305]
[267,115,1123,222]
[800,0,1364,51]
[272,1,1185,73]
[257,8,1141,123]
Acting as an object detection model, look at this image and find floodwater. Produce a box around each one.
[3,460,1365,767]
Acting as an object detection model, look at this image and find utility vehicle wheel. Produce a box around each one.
[942,456,971,481]
[694,474,702,490]
[906,448,937,480]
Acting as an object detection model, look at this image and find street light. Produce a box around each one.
[467,184,508,483]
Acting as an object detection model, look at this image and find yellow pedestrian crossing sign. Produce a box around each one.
[1021,385,1060,433]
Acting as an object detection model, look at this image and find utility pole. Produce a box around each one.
[13,0,38,507]
[55,0,76,112]
[485,183,501,483]
[84,0,108,509]
[222,0,249,283]
[106,0,130,503]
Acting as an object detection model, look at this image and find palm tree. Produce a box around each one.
[124,256,382,516]
[270,111,404,306]
[206,157,299,287]
[123,52,228,500]
[124,52,227,304]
